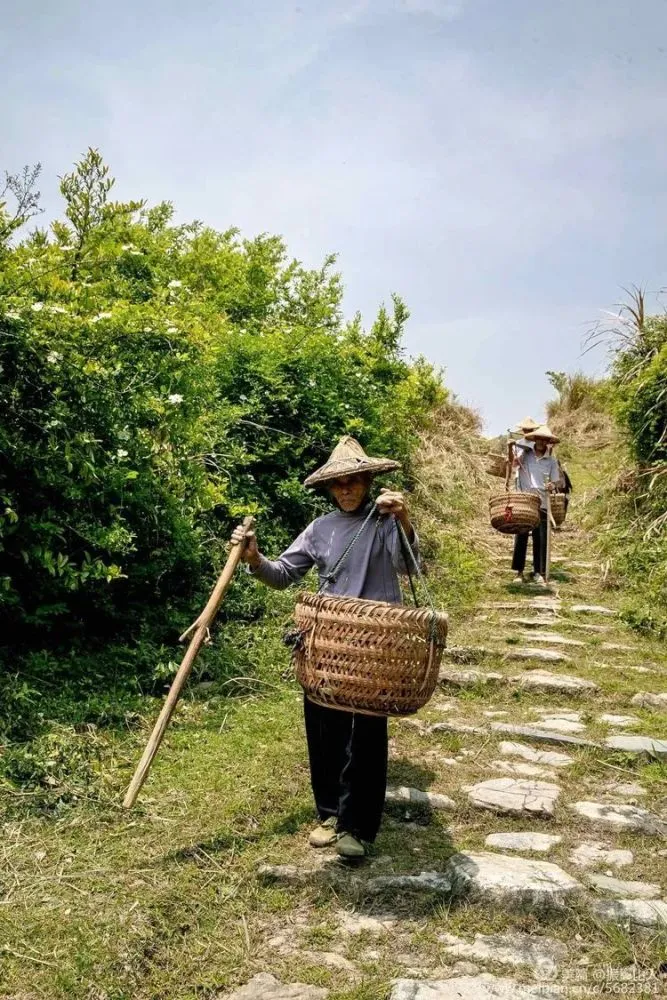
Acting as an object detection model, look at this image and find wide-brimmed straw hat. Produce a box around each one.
[514,416,541,433]
[525,424,560,444]
[304,435,401,488]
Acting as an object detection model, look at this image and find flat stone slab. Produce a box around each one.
[534,717,586,734]
[571,604,616,616]
[438,930,567,976]
[484,832,562,853]
[593,899,667,929]
[570,622,610,632]
[569,842,634,868]
[499,741,573,767]
[391,976,561,999]
[430,721,487,736]
[601,642,633,651]
[606,781,646,797]
[599,714,639,727]
[534,708,582,720]
[491,723,596,748]
[506,648,570,663]
[490,760,556,779]
[465,779,560,817]
[586,873,662,899]
[227,974,329,999]
[445,851,582,907]
[385,786,456,811]
[482,601,560,612]
[509,617,563,629]
[631,692,667,709]
[367,871,452,894]
[439,668,504,688]
[604,735,667,758]
[527,632,585,647]
[508,670,597,693]
[571,801,667,836]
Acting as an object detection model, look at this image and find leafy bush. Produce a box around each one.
[0,150,447,741]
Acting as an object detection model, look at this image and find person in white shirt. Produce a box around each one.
[511,425,562,585]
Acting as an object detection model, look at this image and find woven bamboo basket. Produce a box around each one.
[485,452,507,479]
[292,592,448,717]
[551,493,567,526]
[489,491,541,535]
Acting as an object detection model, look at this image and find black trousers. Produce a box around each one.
[512,510,547,575]
[303,695,388,843]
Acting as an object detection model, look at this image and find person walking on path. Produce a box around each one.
[511,424,562,586]
[231,436,418,859]
[507,416,540,486]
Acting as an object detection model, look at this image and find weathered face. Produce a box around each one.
[327,473,372,512]
[534,439,548,456]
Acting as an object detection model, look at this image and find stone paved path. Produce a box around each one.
[238,500,667,997]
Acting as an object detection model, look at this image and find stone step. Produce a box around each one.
[604,735,667,758]
[569,842,634,868]
[228,974,329,999]
[438,930,567,976]
[505,648,571,664]
[508,671,597,693]
[631,691,667,709]
[571,604,617,616]
[520,631,585,647]
[571,801,667,835]
[484,832,562,853]
[385,786,456,811]
[585,872,662,899]
[391,976,561,999]
[592,898,667,929]
[499,741,574,767]
[464,778,560,817]
[439,667,503,687]
[445,851,583,907]
[490,722,597,748]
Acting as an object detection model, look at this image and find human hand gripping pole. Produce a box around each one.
[122,515,256,809]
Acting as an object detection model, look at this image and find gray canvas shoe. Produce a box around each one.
[308,816,338,848]
[335,832,366,858]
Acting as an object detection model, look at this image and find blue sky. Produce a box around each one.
[3,0,667,432]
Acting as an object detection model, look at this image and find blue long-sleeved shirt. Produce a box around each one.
[249,505,419,603]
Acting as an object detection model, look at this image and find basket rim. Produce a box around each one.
[294,590,449,625]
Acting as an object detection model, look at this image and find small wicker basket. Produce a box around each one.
[551,494,567,526]
[292,592,448,717]
[485,453,508,479]
[489,491,541,535]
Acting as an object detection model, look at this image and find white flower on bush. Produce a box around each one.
[47,351,62,364]
[167,279,182,289]
[31,302,44,312]
[167,393,183,405]
[5,310,20,320]
[116,448,129,459]
[91,312,112,323]
[46,305,67,314]
[167,326,178,334]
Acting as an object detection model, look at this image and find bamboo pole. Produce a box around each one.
[544,478,552,584]
[122,516,255,809]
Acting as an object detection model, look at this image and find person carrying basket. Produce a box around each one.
[231,436,419,860]
[510,424,563,585]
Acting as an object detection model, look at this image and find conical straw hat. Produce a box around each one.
[525,423,560,444]
[514,416,541,433]
[304,435,401,487]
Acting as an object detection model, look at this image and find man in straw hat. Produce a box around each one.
[231,436,418,859]
[511,424,563,586]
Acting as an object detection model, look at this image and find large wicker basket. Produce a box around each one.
[550,494,567,526]
[292,592,448,717]
[485,453,507,478]
[489,491,541,535]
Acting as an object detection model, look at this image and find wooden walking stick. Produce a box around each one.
[122,516,255,809]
